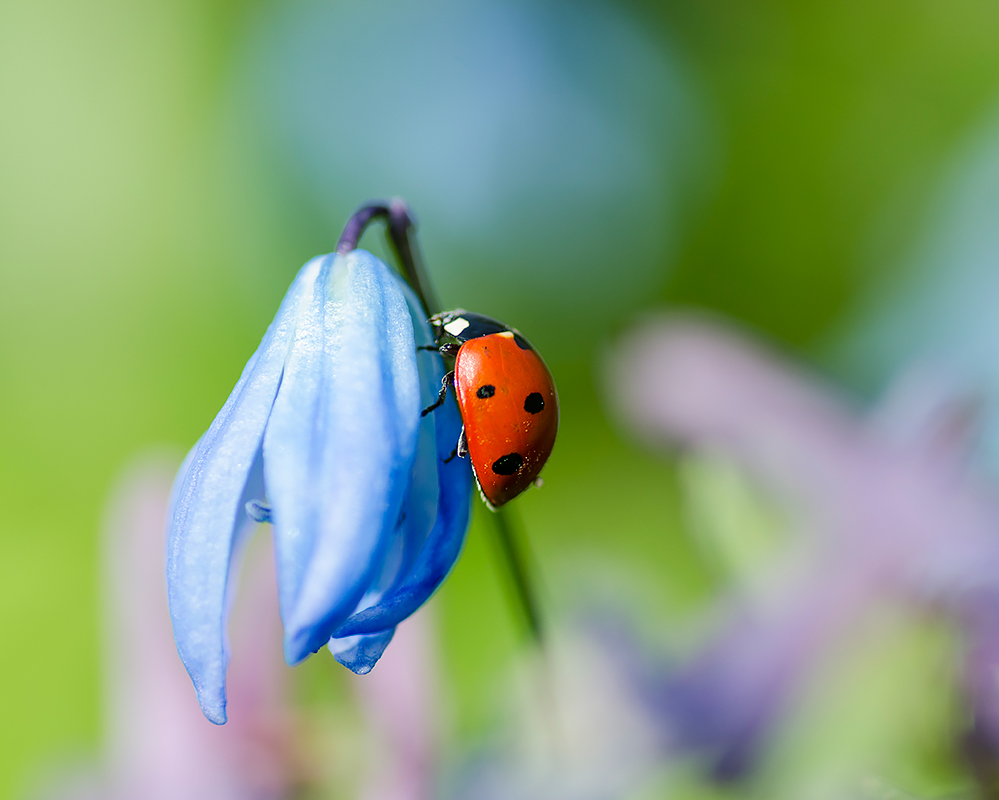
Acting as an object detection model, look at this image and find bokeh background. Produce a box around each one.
[5,0,999,797]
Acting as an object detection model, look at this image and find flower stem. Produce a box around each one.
[488,504,544,645]
[336,199,440,316]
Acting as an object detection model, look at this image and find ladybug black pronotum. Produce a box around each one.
[420,310,558,508]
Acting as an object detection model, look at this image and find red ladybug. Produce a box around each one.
[421,310,558,508]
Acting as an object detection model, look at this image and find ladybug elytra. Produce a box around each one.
[421,310,558,508]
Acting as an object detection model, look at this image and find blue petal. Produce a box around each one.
[347,287,446,607]
[385,301,442,587]
[263,250,423,664]
[336,384,438,631]
[167,256,323,724]
[329,628,396,674]
[333,293,473,640]
[324,288,447,673]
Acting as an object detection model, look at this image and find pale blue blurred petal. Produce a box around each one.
[264,250,423,664]
[166,257,322,724]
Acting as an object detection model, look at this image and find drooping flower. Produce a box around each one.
[168,242,473,724]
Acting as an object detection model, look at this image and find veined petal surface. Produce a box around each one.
[385,288,445,591]
[334,293,473,639]
[167,257,322,724]
[328,287,460,671]
[328,383,439,671]
[264,250,423,664]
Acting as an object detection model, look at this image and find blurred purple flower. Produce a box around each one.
[37,457,300,800]
[447,627,665,800]
[609,314,999,778]
[40,456,446,800]
[353,610,441,800]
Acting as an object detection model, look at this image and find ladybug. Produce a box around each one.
[420,310,558,508]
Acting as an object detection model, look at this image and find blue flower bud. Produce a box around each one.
[167,249,472,724]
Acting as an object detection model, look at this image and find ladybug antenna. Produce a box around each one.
[336,198,440,316]
[489,505,545,646]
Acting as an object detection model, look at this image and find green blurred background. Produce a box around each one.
[4,0,999,797]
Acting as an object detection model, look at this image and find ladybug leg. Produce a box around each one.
[442,427,467,464]
[437,342,460,357]
[421,371,454,417]
[418,342,459,355]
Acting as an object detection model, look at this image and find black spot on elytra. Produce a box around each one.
[491,452,524,475]
[476,384,496,399]
[524,392,544,414]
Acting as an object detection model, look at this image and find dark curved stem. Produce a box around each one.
[490,505,544,645]
[335,204,387,254]
[336,199,440,316]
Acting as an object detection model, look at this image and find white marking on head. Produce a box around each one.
[444,318,470,337]
[498,331,514,339]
